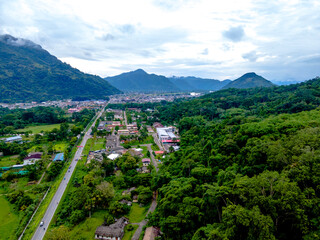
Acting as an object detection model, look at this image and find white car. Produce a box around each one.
[40,221,44,227]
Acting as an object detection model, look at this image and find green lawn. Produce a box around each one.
[141,146,149,158]
[27,141,68,153]
[17,124,62,134]
[124,135,155,147]
[67,211,106,240]
[123,224,139,240]
[0,155,19,167]
[151,143,160,151]
[126,203,148,223]
[53,142,68,152]
[0,196,19,240]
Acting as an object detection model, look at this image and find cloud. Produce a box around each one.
[223,26,245,42]
[118,24,135,34]
[242,51,258,62]
[201,48,209,55]
[0,0,319,82]
[101,34,115,41]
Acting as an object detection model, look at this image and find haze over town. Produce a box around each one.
[1,0,319,82]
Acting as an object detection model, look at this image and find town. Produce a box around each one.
[0,99,180,240]
[0,92,201,110]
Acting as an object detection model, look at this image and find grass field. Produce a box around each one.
[0,155,19,167]
[0,196,19,240]
[93,138,105,151]
[17,124,61,134]
[53,142,68,152]
[141,146,149,158]
[151,143,160,151]
[27,141,68,153]
[126,203,148,223]
[67,210,106,240]
[124,135,155,147]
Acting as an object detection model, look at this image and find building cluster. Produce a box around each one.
[0,152,64,178]
[0,99,107,110]
[153,123,180,152]
[108,93,196,104]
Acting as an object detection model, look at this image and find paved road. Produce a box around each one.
[151,133,164,151]
[31,109,104,240]
[123,109,128,127]
[141,144,159,172]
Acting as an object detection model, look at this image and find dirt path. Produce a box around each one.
[131,199,157,240]
[37,162,52,184]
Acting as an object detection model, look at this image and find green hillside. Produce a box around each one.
[0,34,121,102]
[222,72,275,89]
[170,76,231,91]
[142,76,320,239]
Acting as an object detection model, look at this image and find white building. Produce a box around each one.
[156,127,176,141]
[4,136,22,143]
[107,153,120,160]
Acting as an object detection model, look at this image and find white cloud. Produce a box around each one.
[0,0,319,81]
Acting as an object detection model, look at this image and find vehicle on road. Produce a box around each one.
[40,221,44,227]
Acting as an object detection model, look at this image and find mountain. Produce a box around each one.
[0,34,120,102]
[222,72,275,89]
[170,76,231,91]
[105,69,180,92]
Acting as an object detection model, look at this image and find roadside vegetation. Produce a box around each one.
[0,106,96,239]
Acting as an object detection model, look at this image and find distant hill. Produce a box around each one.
[222,72,275,89]
[0,34,121,103]
[105,69,180,92]
[170,76,231,91]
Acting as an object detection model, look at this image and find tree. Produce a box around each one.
[95,181,115,208]
[47,226,70,240]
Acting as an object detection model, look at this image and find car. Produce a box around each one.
[40,221,44,227]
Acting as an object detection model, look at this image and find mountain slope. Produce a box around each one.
[105,69,180,92]
[222,72,275,89]
[170,76,231,91]
[0,34,121,102]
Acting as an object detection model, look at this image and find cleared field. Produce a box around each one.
[0,196,19,240]
[126,203,148,223]
[0,155,19,167]
[17,124,61,134]
[93,138,105,151]
[45,209,106,240]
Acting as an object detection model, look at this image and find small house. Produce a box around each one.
[53,153,64,162]
[142,158,151,167]
[95,217,129,240]
[107,153,120,161]
[23,152,42,165]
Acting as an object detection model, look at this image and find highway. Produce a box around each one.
[31,108,104,240]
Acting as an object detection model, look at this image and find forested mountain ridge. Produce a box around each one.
[105,69,180,92]
[141,76,320,239]
[169,76,231,91]
[153,76,320,124]
[0,34,121,102]
[222,72,275,89]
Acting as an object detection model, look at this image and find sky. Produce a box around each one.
[0,0,319,82]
